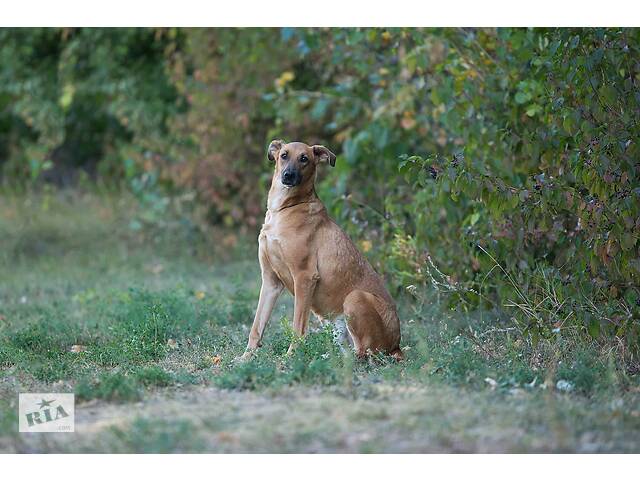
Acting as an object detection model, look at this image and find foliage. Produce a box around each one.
[391,29,640,345]
[164,28,291,229]
[215,324,344,390]
[1,28,638,352]
[266,28,640,350]
[0,28,182,184]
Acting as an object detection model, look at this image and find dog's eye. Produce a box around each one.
[300,155,308,163]
[281,151,288,160]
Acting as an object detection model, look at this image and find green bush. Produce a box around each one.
[268,28,640,352]
[0,28,182,185]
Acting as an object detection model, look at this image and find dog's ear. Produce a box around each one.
[267,139,284,162]
[313,145,336,167]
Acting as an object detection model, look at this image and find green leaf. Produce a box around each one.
[515,91,531,104]
[587,316,600,339]
[598,84,617,105]
[59,84,75,110]
[526,104,541,117]
[621,233,636,251]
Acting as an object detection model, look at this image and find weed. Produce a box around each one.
[7,322,67,357]
[76,372,141,403]
[215,327,349,390]
[215,359,277,390]
[284,326,344,386]
[556,347,611,395]
[134,366,174,387]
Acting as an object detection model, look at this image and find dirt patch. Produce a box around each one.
[4,383,640,453]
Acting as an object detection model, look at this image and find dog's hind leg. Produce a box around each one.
[343,290,401,359]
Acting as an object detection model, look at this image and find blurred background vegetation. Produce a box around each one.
[1,28,639,363]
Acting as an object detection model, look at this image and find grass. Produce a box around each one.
[0,190,639,452]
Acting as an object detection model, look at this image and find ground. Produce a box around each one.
[1,192,639,453]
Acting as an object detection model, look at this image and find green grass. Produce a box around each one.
[105,418,205,454]
[76,372,142,403]
[0,191,639,452]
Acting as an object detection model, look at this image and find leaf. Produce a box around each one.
[587,316,600,339]
[621,233,636,251]
[515,91,531,104]
[360,240,373,252]
[59,84,75,110]
[275,71,295,88]
[563,116,574,134]
[598,84,617,105]
[526,104,541,117]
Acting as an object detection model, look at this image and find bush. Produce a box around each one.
[268,28,640,352]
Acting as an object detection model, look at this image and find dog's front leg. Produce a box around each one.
[239,267,283,362]
[287,272,319,355]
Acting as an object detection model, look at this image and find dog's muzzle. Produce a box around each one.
[281,169,301,187]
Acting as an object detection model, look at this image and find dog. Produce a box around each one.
[238,140,402,361]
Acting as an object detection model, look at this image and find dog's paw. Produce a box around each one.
[234,350,255,363]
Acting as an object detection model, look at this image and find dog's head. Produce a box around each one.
[267,140,336,188]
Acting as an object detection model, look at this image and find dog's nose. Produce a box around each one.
[282,170,294,184]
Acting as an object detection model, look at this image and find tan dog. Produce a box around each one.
[239,140,402,361]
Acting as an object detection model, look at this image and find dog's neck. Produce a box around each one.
[267,173,320,212]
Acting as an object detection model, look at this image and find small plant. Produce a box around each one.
[215,326,346,391]
[7,322,67,357]
[76,372,142,403]
[283,326,344,386]
[555,347,612,395]
[134,366,174,387]
[214,359,277,390]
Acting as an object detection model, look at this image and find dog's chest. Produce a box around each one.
[259,211,296,291]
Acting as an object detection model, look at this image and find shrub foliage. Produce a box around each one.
[1,28,638,350]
